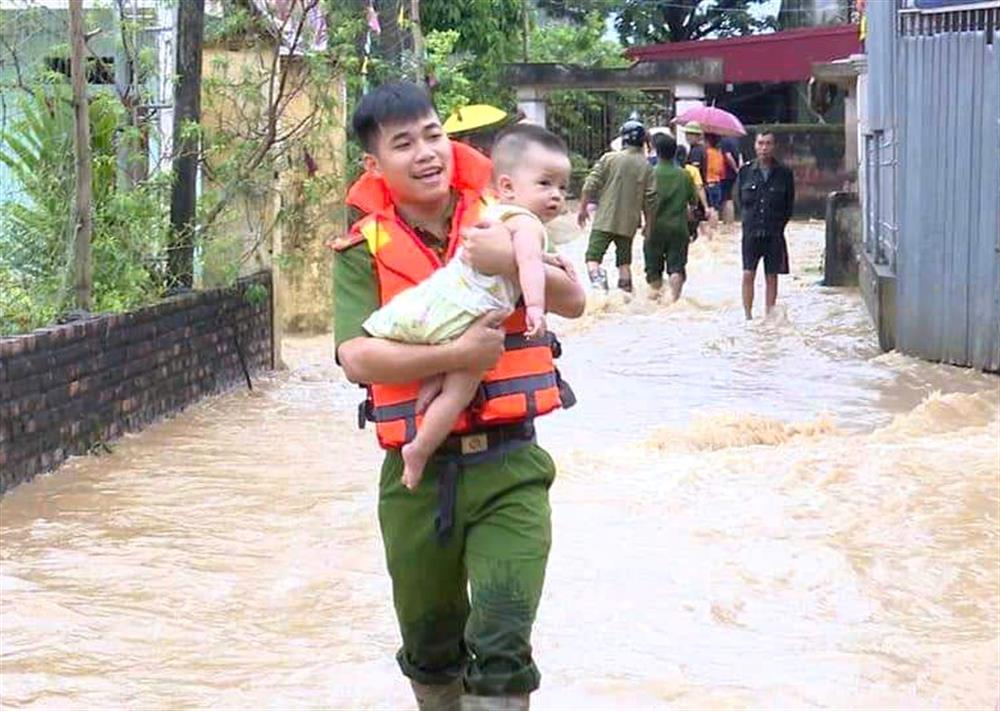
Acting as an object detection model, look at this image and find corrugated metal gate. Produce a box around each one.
[863,2,1000,371]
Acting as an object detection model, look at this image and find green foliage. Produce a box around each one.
[1,0,358,335]
[528,11,627,67]
[614,0,777,44]
[417,0,524,105]
[244,282,268,306]
[0,82,168,334]
[527,12,643,167]
[424,30,474,118]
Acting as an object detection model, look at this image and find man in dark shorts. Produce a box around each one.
[737,131,795,319]
[645,134,697,302]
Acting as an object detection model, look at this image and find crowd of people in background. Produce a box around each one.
[576,118,795,319]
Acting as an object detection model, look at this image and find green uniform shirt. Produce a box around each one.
[581,146,657,237]
[651,162,697,243]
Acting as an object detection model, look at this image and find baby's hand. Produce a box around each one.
[525,306,547,340]
[542,252,577,282]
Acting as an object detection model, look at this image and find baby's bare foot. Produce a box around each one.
[401,442,430,490]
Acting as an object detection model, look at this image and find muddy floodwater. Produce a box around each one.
[2,221,998,709]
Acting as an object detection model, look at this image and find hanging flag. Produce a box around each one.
[367,1,381,34]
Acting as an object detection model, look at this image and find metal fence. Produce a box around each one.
[547,91,672,163]
[862,1,1000,371]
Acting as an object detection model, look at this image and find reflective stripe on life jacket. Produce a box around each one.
[342,142,573,450]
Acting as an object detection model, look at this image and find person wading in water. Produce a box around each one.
[330,81,585,711]
[737,130,795,319]
[577,120,656,294]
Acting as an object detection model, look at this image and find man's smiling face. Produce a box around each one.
[363,112,453,207]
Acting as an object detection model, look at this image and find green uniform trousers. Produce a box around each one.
[378,442,556,696]
[585,229,634,267]
[644,227,689,282]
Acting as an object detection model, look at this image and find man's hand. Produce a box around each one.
[525,305,547,340]
[453,310,508,371]
[541,252,577,282]
[461,220,515,276]
[576,203,590,229]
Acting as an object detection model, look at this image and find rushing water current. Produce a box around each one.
[2,221,998,709]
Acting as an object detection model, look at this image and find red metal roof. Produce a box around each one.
[626,25,862,83]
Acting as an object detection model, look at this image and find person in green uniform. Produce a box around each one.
[576,120,657,293]
[332,81,585,711]
[645,134,698,302]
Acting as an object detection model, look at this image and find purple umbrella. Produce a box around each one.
[673,106,746,137]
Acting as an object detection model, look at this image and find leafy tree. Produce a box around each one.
[0,83,168,334]
[423,30,474,117]
[614,0,777,44]
[0,0,357,334]
[419,0,523,103]
[534,0,617,25]
[528,10,628,67]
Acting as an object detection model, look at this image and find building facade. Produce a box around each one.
[860,0,999,371]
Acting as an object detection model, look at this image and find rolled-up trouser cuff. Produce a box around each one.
[465,662,540,696]
[397,647,468,686]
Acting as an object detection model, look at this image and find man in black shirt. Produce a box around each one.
[737,131,795,319]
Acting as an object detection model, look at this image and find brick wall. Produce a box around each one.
[0,272,274,493]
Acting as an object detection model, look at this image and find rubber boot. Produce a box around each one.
[411,679,463,711]
[461,694,530,711]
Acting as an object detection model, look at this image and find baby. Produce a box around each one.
[362,123,572,489]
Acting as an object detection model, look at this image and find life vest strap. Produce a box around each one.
[367,398,418,442]
[369,400,417,421]
[481,372,557,398]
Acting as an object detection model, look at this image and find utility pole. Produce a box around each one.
[522,0,530,62]
[168,0,205,290]
[410,0,424,82]
[69,0,92,311]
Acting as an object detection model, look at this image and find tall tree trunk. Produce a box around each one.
[378,0,405,75]
[168,0,205,289]
[69,0,92,311]
[410,0,424,82]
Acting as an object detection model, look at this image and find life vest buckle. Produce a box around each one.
[357,399,370,429]
[556,368,576,409]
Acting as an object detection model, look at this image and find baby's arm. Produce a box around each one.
[506,214,547,339]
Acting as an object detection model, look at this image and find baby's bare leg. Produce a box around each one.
[401,370,482,490]
[416,374,445,413]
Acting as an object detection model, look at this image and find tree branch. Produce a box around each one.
[0,34,29,92]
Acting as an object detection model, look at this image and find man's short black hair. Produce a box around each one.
[351,81,437,153]
[755,130,777,141]
[676,144,688,164]
[654,133,677,161]
[491,123,568,177]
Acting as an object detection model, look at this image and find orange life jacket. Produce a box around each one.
[334,141,573,450]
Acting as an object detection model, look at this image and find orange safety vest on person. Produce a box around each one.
[333,141,573,450]
[705,145,726,184]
